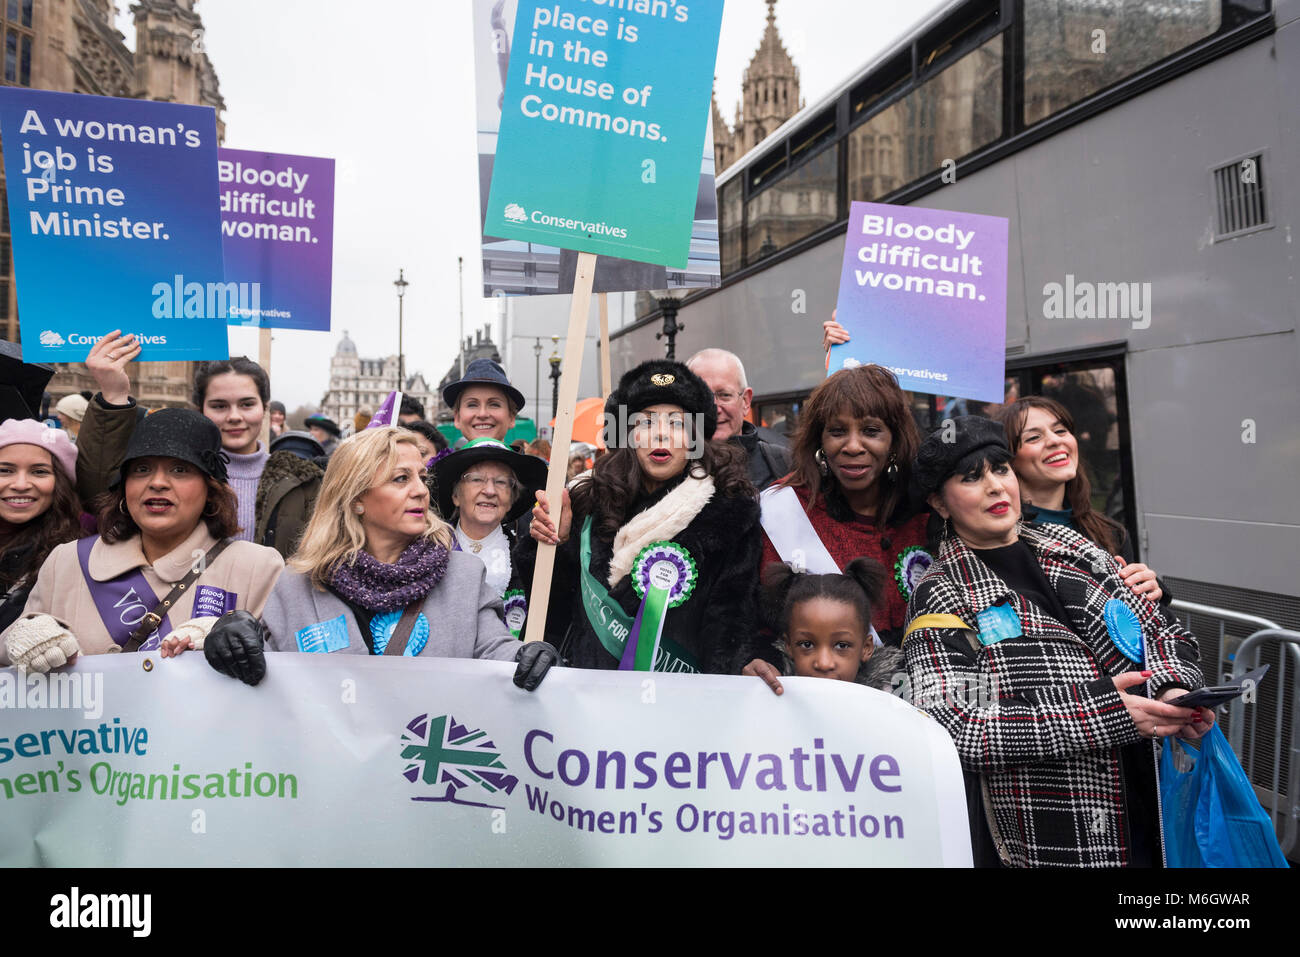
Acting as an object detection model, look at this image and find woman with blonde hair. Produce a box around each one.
[198,427,557,690]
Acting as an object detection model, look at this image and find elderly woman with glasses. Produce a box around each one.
[434,438,546,605]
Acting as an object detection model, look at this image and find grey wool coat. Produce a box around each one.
[261,550,519,662]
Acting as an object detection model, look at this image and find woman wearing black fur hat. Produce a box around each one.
[516,360,761,674]
[903,416,1209,868]
[0,409,284,670]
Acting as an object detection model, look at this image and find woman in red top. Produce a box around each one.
[743,365,929,681]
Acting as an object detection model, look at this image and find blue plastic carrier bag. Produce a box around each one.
[1160,724,1289,868]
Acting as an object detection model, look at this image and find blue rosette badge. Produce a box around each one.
[619,542,697,672]
[503,589,527,639]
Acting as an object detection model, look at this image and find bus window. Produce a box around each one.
[847,32,1002,203]
[719,177,743,277]
[1023,1,1223,127]
[745,146,838,264]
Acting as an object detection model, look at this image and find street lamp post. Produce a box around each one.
[654,289,689,360]
[548,335,561,422]
[393,269,409,392]
[533,337,542,423]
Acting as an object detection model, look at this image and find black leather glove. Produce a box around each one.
[513,641,558,692]
[204,610,269,686]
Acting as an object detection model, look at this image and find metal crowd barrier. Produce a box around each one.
[1168,599,1299,860]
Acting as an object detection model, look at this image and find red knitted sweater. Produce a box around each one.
[760,484,930,637]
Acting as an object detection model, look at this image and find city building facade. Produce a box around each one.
[320,330,436,431]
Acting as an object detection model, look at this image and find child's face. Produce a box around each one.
[785,597,871,682]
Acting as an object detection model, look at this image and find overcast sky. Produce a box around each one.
[117,0,948,410]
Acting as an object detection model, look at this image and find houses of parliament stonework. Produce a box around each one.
[0,0,224,410]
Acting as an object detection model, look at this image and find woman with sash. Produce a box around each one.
[434,438,545,638]
[1,409,283,670]
[902,416,1210,867]
[992,396,1170,605]
[195,427,557,691]
[518,360,761,675]
[0,419,88,634]
[742,364,929,690]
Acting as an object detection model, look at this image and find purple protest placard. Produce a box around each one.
[219,148,335,331]
[830,201,1009,403]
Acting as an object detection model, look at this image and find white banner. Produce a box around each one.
[0,655,971,866]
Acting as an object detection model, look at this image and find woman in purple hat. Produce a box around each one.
[0,419,88,633]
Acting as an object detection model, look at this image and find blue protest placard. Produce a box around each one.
[831,201,1009,404]
[484,0,723,269]
[219,147,335,330]
[0,88,227,362]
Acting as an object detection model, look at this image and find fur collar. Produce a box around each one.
[607,473,715,588]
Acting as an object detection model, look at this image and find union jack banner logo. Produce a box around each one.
[400,713,519,807]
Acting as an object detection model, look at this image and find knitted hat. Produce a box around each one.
[0,417,78,479]
[304,414,342,438]
[910,415,1009,502]
[603,360,717,448]
[54,393,88,423]
[434,437,547,524]
[268,400,286,415]
[270,429,325,461]
[441,358,526,414]
[115,408,228,485]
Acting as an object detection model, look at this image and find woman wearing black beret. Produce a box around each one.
[517,360,761,675]
[1,409,284,669]
[903,416,1212,867]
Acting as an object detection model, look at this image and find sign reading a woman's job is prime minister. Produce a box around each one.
[0,88,226,362]
[484,0,724,269]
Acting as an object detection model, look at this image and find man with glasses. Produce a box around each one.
[686,348,790,491]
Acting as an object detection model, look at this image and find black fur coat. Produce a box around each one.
[513,476,761,675]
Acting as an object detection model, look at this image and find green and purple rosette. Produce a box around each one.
[503,589,527,639]
[894,545,933,601]
[619,542,697,672]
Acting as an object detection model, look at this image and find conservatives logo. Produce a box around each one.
[39,330,66,346]
[503,203,527,223]
[400,713,518,810]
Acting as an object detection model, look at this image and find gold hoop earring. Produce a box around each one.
[203,501,220,517]
[118,499,128,516]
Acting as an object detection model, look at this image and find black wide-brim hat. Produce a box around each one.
[435,438,547,524]
[910,415,1009,502]
[441,357,526,414]
[603,359,717,448]
[303,415,342,438]
[113,408,228,486]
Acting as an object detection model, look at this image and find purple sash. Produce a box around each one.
[76,536,174,651]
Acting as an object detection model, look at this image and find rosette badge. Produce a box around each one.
[618,542,697,672]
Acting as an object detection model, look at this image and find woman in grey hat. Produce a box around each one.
[0,409,284,670]
[903,416,1211,868]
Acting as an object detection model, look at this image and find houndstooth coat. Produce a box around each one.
[903,522,1203,867]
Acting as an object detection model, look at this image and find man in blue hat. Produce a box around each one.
[442,358,527,444]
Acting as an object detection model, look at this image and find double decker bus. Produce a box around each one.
[608,0,1296,848]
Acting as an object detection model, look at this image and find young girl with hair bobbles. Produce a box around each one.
[745,557,904,697]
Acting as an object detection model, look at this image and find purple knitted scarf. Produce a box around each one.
[328,538,449,613]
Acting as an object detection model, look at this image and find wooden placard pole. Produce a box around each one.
[598,292,612,400]
[523,251,598,644]
[258,326,273,447]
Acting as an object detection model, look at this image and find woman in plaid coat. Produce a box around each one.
[903,417,1214,867]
